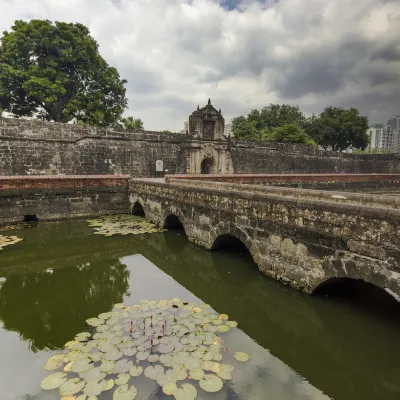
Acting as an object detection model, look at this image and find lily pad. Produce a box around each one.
[199,374,223,393]
[144,365,164,380]
[113,384,138,400]
[72,359,93,373]
[100,360,115,373]
[83,367,106,382]
[115,374,130,386]
[189,368,204,381]
[234,352,250,362]
[86,318,102,327]
[0,235,23,251]
[163,382,178,395]
[84,380,107,397]
[136,351,150,361]
[41,372,67,390]
[129,365,143,377]
[45,354,66,370]
[60,378,86,396]
[174,383,198,400]
[104,349,123,361]
[115,359,133,374]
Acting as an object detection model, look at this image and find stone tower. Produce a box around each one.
[188,98,225,140]
[186,100,233,174]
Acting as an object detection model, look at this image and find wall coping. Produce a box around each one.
[0,175,131,181]
[130,178,400,219]
[165,173,400,183]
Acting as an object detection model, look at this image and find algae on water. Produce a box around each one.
[87,214,165,237]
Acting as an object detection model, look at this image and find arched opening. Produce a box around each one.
[313,278,400,317]
[211,234,259,279]
[200,158,215,174]
[132,201,145,217]
[163,214,185,232]
[23,215,38,223]
[212,234,255,262]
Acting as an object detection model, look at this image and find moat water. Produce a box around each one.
[0,220,399,400]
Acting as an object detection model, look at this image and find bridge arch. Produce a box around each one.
[164,214,185,232]
[313,277,400,310]
[161,206,187,234]
[131,200,146,217]
[209,222,258,264]
[312,260,400,302]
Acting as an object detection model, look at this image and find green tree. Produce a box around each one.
[305,107,369,151]
[121,116,144,130]
[0,19,127,125]
[232,104,307,140]
[231,116,259,139]
[259,104,306,130]
[265,123,317,146]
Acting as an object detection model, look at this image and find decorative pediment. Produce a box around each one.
[187,99,226,141]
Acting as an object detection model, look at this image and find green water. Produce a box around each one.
[0,220,399,399]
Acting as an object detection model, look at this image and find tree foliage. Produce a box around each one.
[304,107,369,151]
[121,116,144,130]
[232,103,369,151]
[0,19,128,125]
[264,124,317,146]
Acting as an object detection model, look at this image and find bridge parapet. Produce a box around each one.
[130,177,400,299]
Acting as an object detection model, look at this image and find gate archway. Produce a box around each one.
[200,158,215,174]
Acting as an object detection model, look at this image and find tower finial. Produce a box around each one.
[208,98,211,105]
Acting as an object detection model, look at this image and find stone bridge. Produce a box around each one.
[130,176,400,299]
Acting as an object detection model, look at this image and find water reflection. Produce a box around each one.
[0,221,399,400]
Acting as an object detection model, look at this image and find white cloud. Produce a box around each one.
[1,0,399,130]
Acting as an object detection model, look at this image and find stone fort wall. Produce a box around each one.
[1,117,400,176]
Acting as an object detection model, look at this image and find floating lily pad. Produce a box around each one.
[106,379,115,390]
[100,360,115,373]
[234,352,250,362]
[115,359,133,374]
[104,349,123,361]
[41,372,67,390]
[0,235,23,251]
[199,374,223,393]
[113,384,138,400]
[174,383,198,400]
[163,382,178,395]
[72,359,93,373]
[84,380,107,397]
[86,318,102,327]
[189,368,204,381]
[129,366,143,377]
[45,354,66,370]
[144,365,164,380]
[157,369,178,386]
[83,367,105,382]
[60,378,86,396]
[136,351,150,361]
[115,374,130,386]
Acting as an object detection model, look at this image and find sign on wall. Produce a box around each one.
[156,160,164,172]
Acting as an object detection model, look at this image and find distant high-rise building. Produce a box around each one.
[387,116,400,152]
[224,121,232,137]
[366,118,400,153]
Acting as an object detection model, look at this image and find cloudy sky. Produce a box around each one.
[1,0,399,131]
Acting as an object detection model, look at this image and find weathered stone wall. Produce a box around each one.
[0,118,188,177]
[1,118,400,177]
[130,179,400,299]
[0,175,131,225]
[165,173,400,193]
[230,140,400,174]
